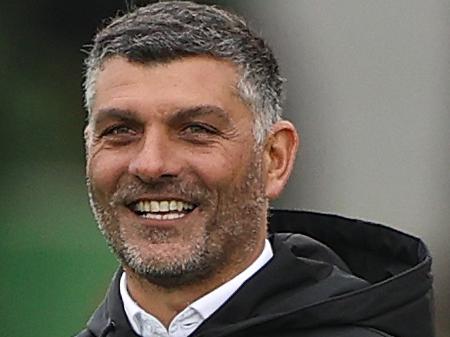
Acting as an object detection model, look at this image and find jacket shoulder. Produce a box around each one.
[287,326,394,337]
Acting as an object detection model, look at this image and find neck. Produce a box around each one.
[124,238,265,328]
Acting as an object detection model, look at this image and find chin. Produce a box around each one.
[120,241,220,288]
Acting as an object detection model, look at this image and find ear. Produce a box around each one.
[263,121,299,200]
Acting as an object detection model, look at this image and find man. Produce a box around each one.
[77,1,434,336]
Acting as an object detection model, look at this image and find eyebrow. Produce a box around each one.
[169,105,232,126]
[91,108,138,127]
[91,105,233,127]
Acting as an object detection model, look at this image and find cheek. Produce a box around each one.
[87,151,130,197]
[195,161,231,187]
[188,147,251,188]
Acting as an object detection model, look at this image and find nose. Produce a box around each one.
[128,128,181,181]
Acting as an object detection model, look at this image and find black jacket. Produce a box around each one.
[75,210,434,337]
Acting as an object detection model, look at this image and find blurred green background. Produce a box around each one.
[0,1,125,336]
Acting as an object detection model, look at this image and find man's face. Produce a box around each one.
[85,56,270,287]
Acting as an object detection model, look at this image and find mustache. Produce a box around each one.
[110,177,213,206]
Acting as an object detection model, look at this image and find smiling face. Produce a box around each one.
[85,56,271,287]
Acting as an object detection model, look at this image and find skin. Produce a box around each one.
[85,55,298,327]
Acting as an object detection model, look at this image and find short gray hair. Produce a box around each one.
[83,1,284,143]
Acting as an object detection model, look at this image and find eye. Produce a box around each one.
[101,125,135,137]
[182,123,218,135]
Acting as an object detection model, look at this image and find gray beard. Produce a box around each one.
[120,232,219,287]
[87,152,268,288]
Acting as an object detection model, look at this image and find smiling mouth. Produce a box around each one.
[128,199,196,220]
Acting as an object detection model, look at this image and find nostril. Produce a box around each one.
[161,173,176,178]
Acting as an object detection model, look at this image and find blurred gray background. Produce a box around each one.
[231,1,449,335]
[1,0,448,336]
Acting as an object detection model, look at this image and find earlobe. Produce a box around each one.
[264,121,299,200]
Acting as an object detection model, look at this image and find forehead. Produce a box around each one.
[91,55,251,122]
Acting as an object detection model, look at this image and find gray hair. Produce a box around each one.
[83,1,284,143]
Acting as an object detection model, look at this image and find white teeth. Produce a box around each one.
[159,201,169,212]
[133,200,195,217]
[166,213,182,220]
[169,200,178,211]
[141,212,186,220]
[150,201,159,212]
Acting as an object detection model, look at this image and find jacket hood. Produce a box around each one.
[82,210,434,337]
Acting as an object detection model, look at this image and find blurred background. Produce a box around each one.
[1,0,448,336]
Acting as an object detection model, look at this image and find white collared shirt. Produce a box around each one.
[120,239,273,337]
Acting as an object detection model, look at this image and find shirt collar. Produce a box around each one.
[120,239,273,336]
[189,239,273,320]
